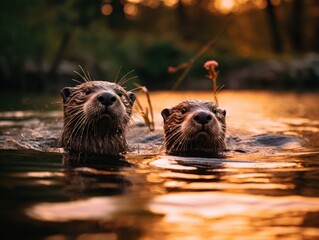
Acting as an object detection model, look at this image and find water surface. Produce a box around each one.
[1,91,319,240]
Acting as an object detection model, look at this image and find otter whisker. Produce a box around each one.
[64,113,86,130]
[166,131,185,152]
[85,120,95,153]
[178,135,190,152]
[165,131,183,148]
[130,86,145,92]
[72,78,83,84]
[78,65,91,82]
[66,114,89,141]
[118,69,135,86]
[74,70,88,83]
[66,116,89,148]
[87,70,93,81]
[179,128,194,151]
[78,114,95,149]
[114,66,122,84]
[119,75,138,86]
[64,115,86,137]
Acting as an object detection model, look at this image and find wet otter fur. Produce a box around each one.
[60,80,136,157]
[161,100,226,157]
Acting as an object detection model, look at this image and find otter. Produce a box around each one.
[60,80,136,157]
[161,100,226,157]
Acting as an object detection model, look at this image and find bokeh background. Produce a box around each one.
[1,0,319,93]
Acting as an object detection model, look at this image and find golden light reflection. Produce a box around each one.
[36,180,57,186]
[210,0,272,13]
[148,192,319,239]
[151,156,300,171]
[160,172,218,180]
[165,181,187,188]
[181,0,197,6]
[98,0,284,17]
[0,110,61,119]
[254,0,267,9]
[229,173,272,183]
[150,158,198,171]
[143,0,160,8]
[280,117,319,126]
[127,0,142,3]
[101,4,113,16]
[150,192,319,219]
[26,172,64,178]
[74,167,114,175]
[0,120,15,127]
[214,0,236,14]
[164,182,295,190]
[163,0,179,8]
[26,197,121,222]
[124,3,139,16]
[146,173,164,183]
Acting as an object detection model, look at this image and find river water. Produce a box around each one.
[0,91,319,240]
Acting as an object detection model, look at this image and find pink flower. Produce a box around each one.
[204,60,218,70]
[167,66,177,74]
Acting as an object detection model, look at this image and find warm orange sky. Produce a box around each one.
[101,0,283,17]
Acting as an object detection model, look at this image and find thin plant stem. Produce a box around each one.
[133,83,155,131]
[171,18,232,90]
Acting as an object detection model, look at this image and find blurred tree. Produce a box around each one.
[290,0,304,52]
[107,0,126,29]
[265,0,283,53]
[48,0,102,78]
[1,0,319,92]
[0,0,49,90]
[314,1,319,52]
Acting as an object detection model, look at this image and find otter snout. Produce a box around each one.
[193,111,213,125]
[97,92,117,106]
[61,80,137,156]
[161,100,227,157]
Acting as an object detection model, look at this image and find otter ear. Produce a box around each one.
[60,87,74,103]
[222,109,226,116]
[161,108,171,122]
[128,92,136,105]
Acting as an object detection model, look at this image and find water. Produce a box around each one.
[1,91,319,240]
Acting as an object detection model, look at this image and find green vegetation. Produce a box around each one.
[1,0,318,92]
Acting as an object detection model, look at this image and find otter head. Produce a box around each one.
[60,81,136,156]
[161,100,226,157]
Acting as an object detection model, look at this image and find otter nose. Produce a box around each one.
[97,92,117,106]
[193,112,212,125]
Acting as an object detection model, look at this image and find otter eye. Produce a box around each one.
[211,108,217,114]
[181,108,188,114]
[85,89,92,95]
[117,92,123,97]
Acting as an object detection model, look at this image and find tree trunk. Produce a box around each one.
[290,0,303,52]
[312,1,319,52]
[49,30,72,78]
[265,0,283,53]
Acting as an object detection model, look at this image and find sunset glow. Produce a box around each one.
[214,0,236,14]
[99,0,282,17]
[127,0,142,3]
[124,3,139,16]
[101,4,113,16]
[163,0,179,8]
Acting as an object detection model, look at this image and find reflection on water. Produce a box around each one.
[27,197,126,222]
[1,91,319,239]
[150,192,319,240]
